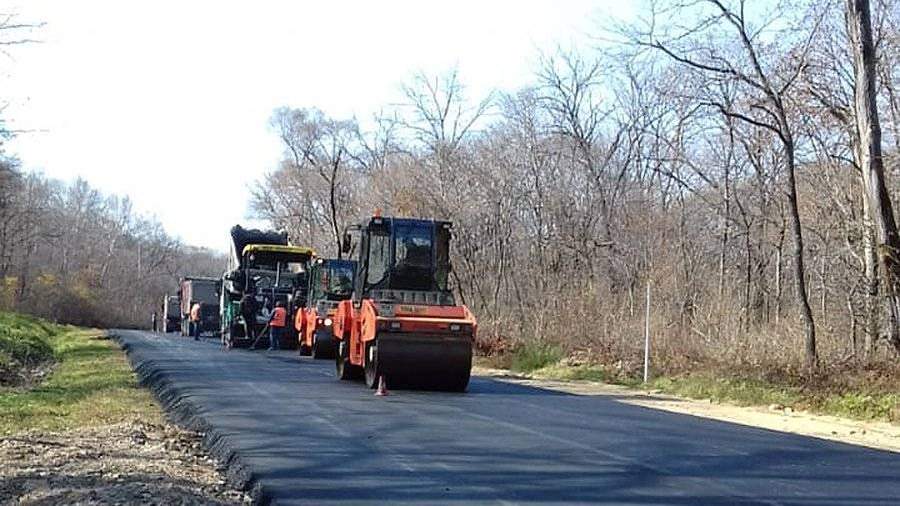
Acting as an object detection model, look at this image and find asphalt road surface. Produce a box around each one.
[116,330,900,505]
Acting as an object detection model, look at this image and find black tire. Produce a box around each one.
[443,376,470,393]
[364,342,379,389]
[299,343,311,356]
[336,340,363,380]
[311,331,335,359]
[336,341,353,380]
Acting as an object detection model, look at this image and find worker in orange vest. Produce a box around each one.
[190,302,202,341]
[268,300,287,351]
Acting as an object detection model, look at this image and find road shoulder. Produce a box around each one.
[0,317,251,505]
[473,365,900,453]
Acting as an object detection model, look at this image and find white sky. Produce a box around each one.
[2,1,632,252]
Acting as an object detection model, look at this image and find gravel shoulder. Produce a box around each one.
[472,365,900,453]
[0,419,252,505]
[0,319,253,506]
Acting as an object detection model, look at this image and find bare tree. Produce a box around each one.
[845,0,900,352]
[629,0,822,367]
[270,107,359,257]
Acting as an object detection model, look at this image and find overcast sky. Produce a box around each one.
[2,1,632,252]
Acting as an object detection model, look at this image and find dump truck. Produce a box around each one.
[296,258,356,359]
[220,225,314,349]
[332,214,476,391]
[162,295,180,333]
[179,277,221,337]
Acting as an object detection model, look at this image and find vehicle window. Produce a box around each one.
[367,233,390,287]
[391,223,434,291]
[327,264,354,296]
[394,225,433,268]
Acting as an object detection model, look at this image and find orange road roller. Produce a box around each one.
[332,215,476,392]
[296,257,356,359]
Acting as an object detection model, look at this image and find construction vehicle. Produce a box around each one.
[220,225,314,349]
[179,277,220,337]
[332,214,476,391]
[296,258,356,359]
[162,295,180,333]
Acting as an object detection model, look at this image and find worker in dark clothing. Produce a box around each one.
[240,294,257,338]
[151,311,158,332]
[268,300,287,351]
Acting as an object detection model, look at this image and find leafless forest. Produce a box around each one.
[0,168,225,326]
[3,1,900,378]
[252,0,900,377]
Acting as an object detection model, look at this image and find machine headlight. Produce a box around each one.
[324,318,333,327]
[450,324,461,332]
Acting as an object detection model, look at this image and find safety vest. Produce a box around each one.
[270,307,287,327]
[190,304,201,321]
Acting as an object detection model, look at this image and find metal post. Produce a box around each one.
[643,280,651,383]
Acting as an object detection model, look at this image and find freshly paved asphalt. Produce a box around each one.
[117,330,900,505]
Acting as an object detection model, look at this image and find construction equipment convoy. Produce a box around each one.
[220,225,314,349]
[332,214,476,391]
[179,277,220,337]
[162,295,180,333]
[295,257,356,359]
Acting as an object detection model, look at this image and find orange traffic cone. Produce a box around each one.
[375,375,389,396]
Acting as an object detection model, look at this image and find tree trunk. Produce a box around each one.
[328,156,342,260]
[846,0,900,352]
[784,140,818,368]
[861,182,880,357]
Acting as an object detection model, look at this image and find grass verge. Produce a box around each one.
[0,312,56,385]
[644,373,900,422]
[509,341,564,373]
[503,357,900,423]
[0,311,160,434]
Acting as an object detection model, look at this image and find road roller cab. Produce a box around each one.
[296,257,356,359]
[333,215,476,391]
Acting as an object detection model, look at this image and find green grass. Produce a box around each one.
[0,311,160,434]
[517,359,900,423]
[509,342,564,373]
[644,374,900,422]
[0,312,56,382]
[531,363,627,384]
[646,374,802,408]
[819,391,900,421]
